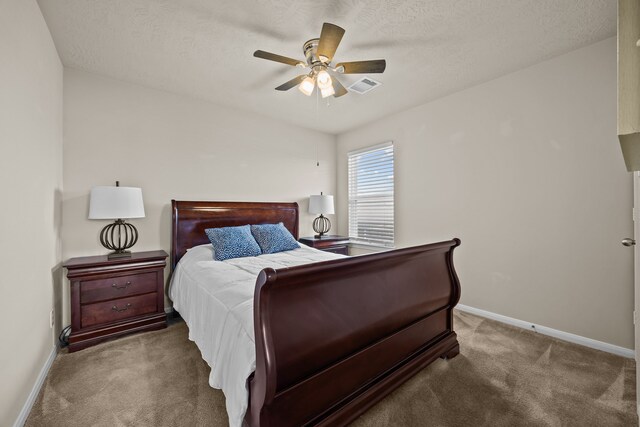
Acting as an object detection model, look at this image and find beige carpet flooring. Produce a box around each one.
[26,311,637,426]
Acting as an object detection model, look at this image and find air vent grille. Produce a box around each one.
[348,77,381,94]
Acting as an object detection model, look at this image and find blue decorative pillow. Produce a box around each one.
[250,223,299,254]
[205,225,262,261]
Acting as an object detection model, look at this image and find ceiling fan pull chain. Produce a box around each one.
[316,87,320,166]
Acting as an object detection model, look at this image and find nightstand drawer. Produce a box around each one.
[81,293,158,328]
[80,272,157,304]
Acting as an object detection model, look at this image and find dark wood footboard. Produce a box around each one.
[247,238,461,427]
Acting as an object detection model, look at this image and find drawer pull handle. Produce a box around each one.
[112,281,132,290]
[112,303,132,312]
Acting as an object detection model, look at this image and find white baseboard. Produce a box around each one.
[456,304,635,359]
[13,345,57,427]
[164,306,174,314]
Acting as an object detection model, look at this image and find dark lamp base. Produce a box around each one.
[312,214,331,238]
[99,219,139,257]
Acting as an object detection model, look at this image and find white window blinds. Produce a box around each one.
[348,142,394,247]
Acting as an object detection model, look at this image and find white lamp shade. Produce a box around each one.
[309,194,334,215]
[88,186,145,219]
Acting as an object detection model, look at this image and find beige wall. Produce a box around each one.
[62,68,336,322]
[0,0,63,424]
[337,38,634,349]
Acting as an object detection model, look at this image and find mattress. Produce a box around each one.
[169,243,345,427]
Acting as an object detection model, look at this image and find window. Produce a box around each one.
[348,142,394,247]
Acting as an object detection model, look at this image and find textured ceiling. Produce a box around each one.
[37,0,615,134]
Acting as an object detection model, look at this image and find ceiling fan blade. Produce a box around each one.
[254,50,304,67]
[275,75,307,91]
[336,59,386,74]
[332,77,348,97]
[317,23,345,62]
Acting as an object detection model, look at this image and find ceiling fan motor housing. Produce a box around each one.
[303,38,328,67]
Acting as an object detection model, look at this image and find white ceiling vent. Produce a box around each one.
[348,77,381,94]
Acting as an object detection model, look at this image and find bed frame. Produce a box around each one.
[171,200,461,427]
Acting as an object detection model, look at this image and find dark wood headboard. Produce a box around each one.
[171,200,299,270]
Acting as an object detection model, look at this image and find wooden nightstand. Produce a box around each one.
[64,250,168,352]
[299,235,350,255]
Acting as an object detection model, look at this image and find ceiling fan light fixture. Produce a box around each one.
[320,85,335,98]
[254,22,386,99]
[298,76,315,96]
[316,70,332,89]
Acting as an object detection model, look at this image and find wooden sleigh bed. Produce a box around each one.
[170,200,461,427]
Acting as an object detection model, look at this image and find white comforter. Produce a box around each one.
[169,244,345,427]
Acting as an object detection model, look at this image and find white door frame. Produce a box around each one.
[634,172,640,416]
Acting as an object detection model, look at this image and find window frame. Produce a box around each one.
[347,141,395,248]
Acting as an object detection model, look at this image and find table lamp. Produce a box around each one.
[89,181,145,258]
[309,192,334,238]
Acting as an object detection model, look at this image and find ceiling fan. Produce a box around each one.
[253,23,386,98]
